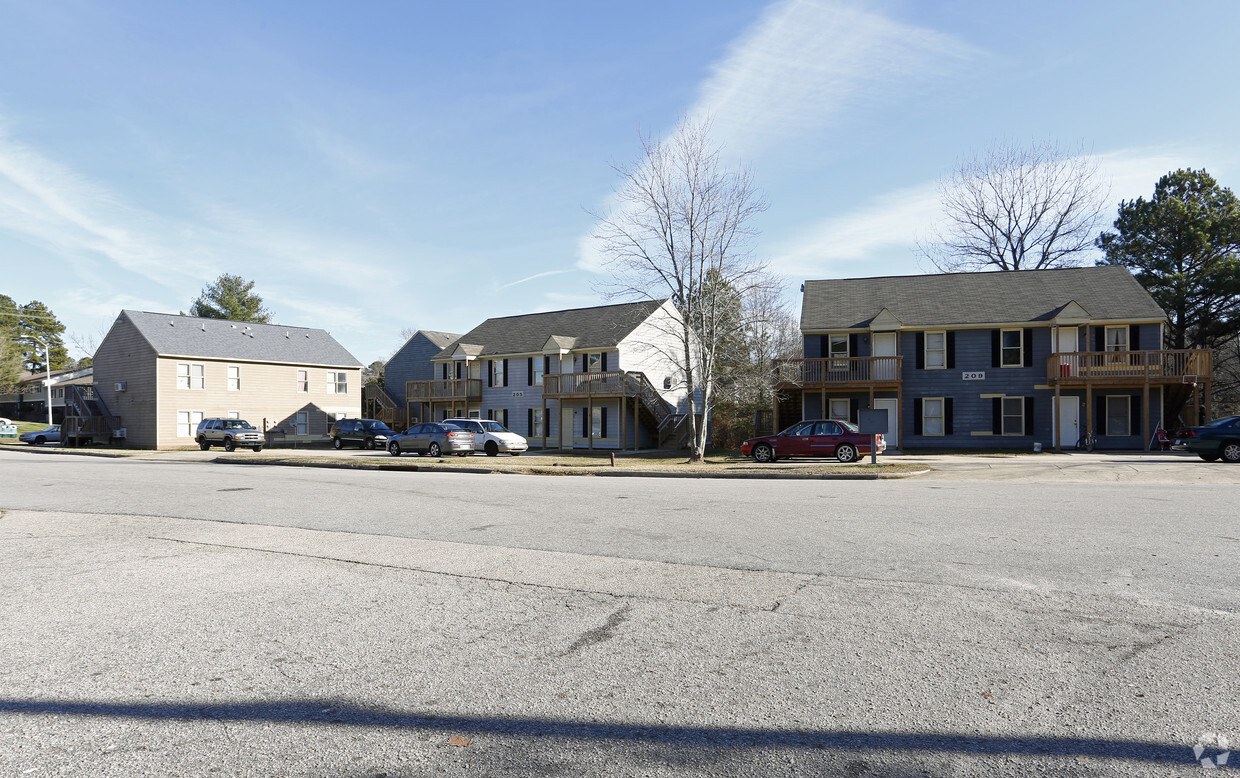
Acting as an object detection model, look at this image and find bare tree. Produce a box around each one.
[592,117,770,462]
[920,140,1109,272]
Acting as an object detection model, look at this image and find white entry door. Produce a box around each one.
[561,407,575,449]
[873,398,898,449]
[1058,397,1079,448]
[1055,326,1079,377]
[873,332,897,380]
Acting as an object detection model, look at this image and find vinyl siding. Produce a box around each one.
[92,318,160,448]
[385,333,451,406]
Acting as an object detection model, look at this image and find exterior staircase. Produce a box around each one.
[62,384,122,445]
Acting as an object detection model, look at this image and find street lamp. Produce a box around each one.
[30,335,53,427]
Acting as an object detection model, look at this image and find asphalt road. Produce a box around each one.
[1,454,1236,776]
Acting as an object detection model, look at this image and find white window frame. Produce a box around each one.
[1002,396,1024,436]
[591,405,604,438]
[923,397,945,436]
[1106,395,1131,436]
[177,362,205,390]
[531,408,544,438]
[1000,329,1023,367]
[829,398,850,421]
[227,365,241,392]
[295,412,308,435]
[176,410,203,438]
[533,359,545,386]
[491,360,505,386]
[467,409,481,419]
[925,331,946,369]
[488,408,504,423]
[587,353,602,373]
[296,369,308,393]
[227,410,240,420]
[1105,326,1129,352]
[326,371,347,395]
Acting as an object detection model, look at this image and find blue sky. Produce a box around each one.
[2,0,1238,364]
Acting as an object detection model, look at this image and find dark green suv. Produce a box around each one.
[330,418,396,450]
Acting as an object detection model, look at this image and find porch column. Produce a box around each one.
[1203,378,1213,424]
[621,385,627,452]
[1053,381,1061,452]
[1142,379,1151,451]
[896,383,903,452]
[634,396,640,450]
[1085,384,1093,441]
[587,380,594,451]
[820,383,825,421]
[542,395,548,450]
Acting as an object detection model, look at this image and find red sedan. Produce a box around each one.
[741,419,885,464]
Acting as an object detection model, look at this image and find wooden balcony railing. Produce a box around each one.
[773,356,902,386]
[1046,349,1212,384]
[542,371,629,396]
[406,378,482,401]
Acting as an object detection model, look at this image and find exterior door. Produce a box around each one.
[1056,326,1079,377]
[873,399,898,449]
[873,332,897,380]
[1058,397,1079,448]
[561,407,575,449]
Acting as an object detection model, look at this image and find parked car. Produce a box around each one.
[443,418,528,456]
[195,418,265,452]
[19,425,61,446]
[1171,415,1240,462]
[330,418,397,450]
[741,419,885,464]
[387,422,475,457]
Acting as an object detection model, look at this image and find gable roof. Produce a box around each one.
[389,329,461,363]
[116,310,362,367]
[433,300,668,359]
[800,266,1166,331]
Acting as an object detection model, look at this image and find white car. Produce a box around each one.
[443,418,528,457]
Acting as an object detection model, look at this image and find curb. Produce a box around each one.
[211,456,931,480]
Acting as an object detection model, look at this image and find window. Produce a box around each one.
[83,386,94,399]
[1002,397,1024,436]
[491,360,505,386]
[296,369,308,393]
[1106,395,1131,436]
[295,412,308,435]
[488,409,504,423]
[177,362,204,390]
[227,365,240,391]
[1000,329,1023,367]
[327,412,349,426]
[925,332,946,369]
[587,353,602,373]
[591,405,608,438]
[529,357,545,386]
[827,334,849,359]
[530,408,544,438]
[829,399,850,421]
[176,410,203,438]
[923,398,945,436]
[326,371,347,394]
[1105,326,1128,352]
[227,411,240,420]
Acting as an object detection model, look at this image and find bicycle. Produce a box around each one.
[1075,428,1097,452]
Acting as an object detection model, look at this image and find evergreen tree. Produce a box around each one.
[189,274,273,323]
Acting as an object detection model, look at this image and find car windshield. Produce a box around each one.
[223,420,254,430]
[479,421,508,433]
[362,421,392,431]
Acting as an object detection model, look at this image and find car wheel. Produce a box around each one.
[362,437,373,450]
[252,446,262,453]
[1199,452,1220,462]
[223,438,235,452]
[752,443,775,463]
[1222,442,1240,463]
[333,437,344,450]
[428,442,441,457]
[836,443,858,463]
[198,438,210,451]
[388,441,402,457]
[485,441,499,457]
[34,436,45,446]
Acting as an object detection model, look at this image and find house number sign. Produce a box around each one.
[962,372,985,381]
[511,391,525,398]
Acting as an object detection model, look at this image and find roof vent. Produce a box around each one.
[231,324,237,329]
[169,320,175,326]
[201,323,206,331]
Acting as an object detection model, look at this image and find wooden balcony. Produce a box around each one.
[1046,350,1212,386]
[405,378,482,402]
[773,356,902,389]
[542,371,634,398]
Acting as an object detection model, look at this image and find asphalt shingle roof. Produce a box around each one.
[433,300,667,359]
[119,310,362,367]
[800,267,1166,331]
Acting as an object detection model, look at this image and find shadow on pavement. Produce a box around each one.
[0,697,1199,766]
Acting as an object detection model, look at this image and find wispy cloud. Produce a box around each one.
[499,269,577,289]
[689,0,981,154]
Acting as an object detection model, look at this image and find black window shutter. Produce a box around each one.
[849,398,859,424]
[992,398,1002,434]
[946,332,956,369]
[583,410,588,438]
[915,332,925,370]
[487,360,493,387]
[503,408,509,429]
[912,399,923,435]
[1130,395,1140,436]
[1095,396,1106,436]
[441,363,447,380]
[848,333,859,357]
[1094,327,1105,352]
[945,398,954,435]
[991,330,1000,368]
[527,357,533,386]
[543,356,550,375]
[527,408,533,435]
[1129,324,1141,351]
[819,335,830,359]
[503,359,509,387]
[1023,328,1034,368]
[601,407,608,438]
[1024,397,1034,436]
[601,352,608,372]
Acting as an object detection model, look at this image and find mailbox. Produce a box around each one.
[858,409,888,435]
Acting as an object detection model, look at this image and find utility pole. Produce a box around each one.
[31,335,52,426]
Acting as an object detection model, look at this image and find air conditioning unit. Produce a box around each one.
[115,382,127,392]
[112,428,127,438]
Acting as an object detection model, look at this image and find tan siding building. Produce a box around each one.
[94,311,362,449]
